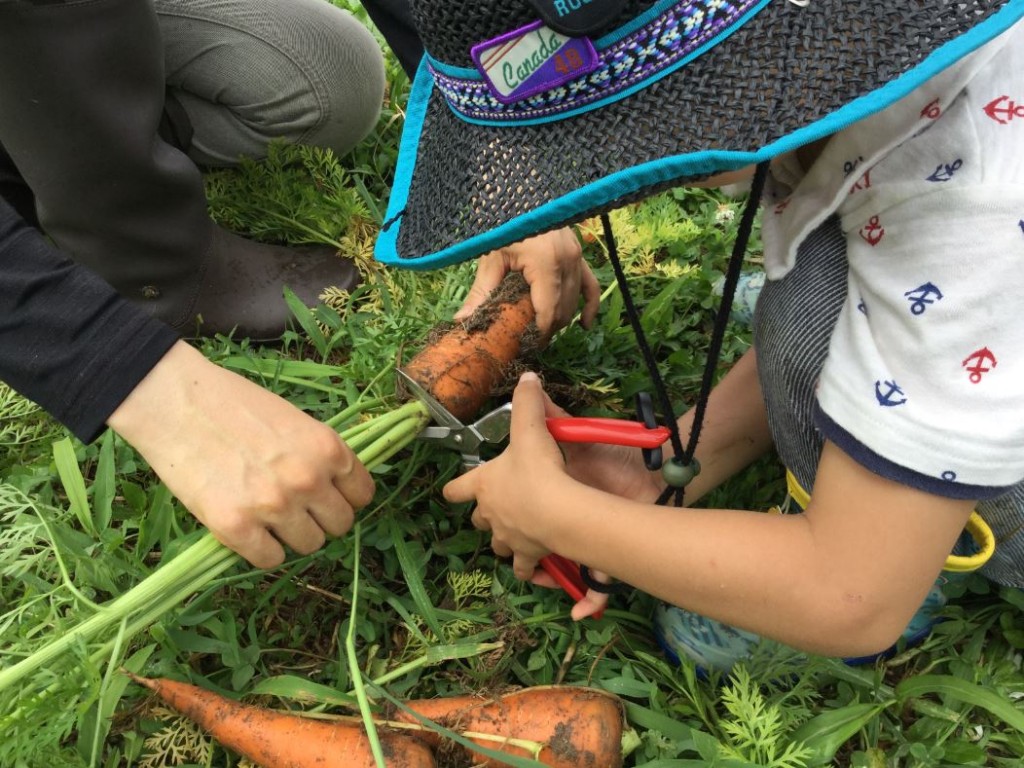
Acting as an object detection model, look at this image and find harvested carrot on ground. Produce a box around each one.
[391,685,626,768]
[127,673,435,768]
[400,272,538,422]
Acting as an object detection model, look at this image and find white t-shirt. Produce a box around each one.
[761,19,1024,496]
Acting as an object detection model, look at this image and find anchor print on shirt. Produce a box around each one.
[875,380,907,407]
[926,159,962,182]
[920,98,941,120]
[904,282,943,314]
[962,347,997,383]
[859,216,885,246]
[983,95,1024,125]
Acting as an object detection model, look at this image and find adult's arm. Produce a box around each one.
[361,0,423,78]
[108,340,375,568]
[0,198,177,441]
[1,200,375,567]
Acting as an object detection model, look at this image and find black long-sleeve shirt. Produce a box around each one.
[0,199,178,442]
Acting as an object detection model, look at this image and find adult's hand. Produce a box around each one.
[454,227,600,342]
[108,341,375,568]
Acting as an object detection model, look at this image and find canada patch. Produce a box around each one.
[471,20,598,104]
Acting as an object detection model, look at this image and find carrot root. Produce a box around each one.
[401,272,536,422]
[128,673,435,768]
[392,685,626,768]
[130,673,625,768]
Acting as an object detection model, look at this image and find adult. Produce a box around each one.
[0,0,598,569]
[0,0,387,567]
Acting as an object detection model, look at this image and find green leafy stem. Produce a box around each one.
[0,398,430,713]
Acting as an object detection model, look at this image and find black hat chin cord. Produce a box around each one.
[603,161,770,509]
[579,162,769,595]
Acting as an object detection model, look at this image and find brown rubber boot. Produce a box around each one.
[174,227,360,340]
[0,0,359,341]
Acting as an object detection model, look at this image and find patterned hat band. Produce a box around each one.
[429,0,770,125]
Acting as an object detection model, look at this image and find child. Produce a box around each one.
[375,0,1024,666]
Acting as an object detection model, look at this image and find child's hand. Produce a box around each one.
[532,386,664,503]
[531,567,612,620]
[444,372,573,580]
[454,228,600,343]
[561,434,665,506]
[445,373,650,620]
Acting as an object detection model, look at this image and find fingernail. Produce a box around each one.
[520,371,539,383]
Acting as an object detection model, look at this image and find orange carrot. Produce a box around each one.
[128,673,435,768]
[401,272,536,422]
[576,218,602,244]
[392,685,626,768]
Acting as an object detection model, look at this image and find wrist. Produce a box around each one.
[532,470,586,550]
[107,340,204,448]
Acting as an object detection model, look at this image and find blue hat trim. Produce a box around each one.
[375,0,1024,271]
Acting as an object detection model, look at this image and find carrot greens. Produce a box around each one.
[0,396,429,761]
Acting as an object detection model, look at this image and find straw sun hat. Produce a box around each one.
[374,0,1024,269]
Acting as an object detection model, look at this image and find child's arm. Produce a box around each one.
[550,346,773,620]
[446,373,975,658]
[663,345,774,503]
[558,346,773,506]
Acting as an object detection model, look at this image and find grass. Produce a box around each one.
[2,3,1024,766]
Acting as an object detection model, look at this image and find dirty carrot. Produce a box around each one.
[392,685,626,768]
[401,272,537,422]
[128,673,435,768]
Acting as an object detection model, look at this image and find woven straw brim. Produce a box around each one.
[380,0,1019,268]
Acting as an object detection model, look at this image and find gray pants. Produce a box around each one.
[154,0,385,166]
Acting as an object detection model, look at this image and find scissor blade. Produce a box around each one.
[471,403,513,444]
[396,368,463,429]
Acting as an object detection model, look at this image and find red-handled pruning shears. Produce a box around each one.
[398,369,669,619]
